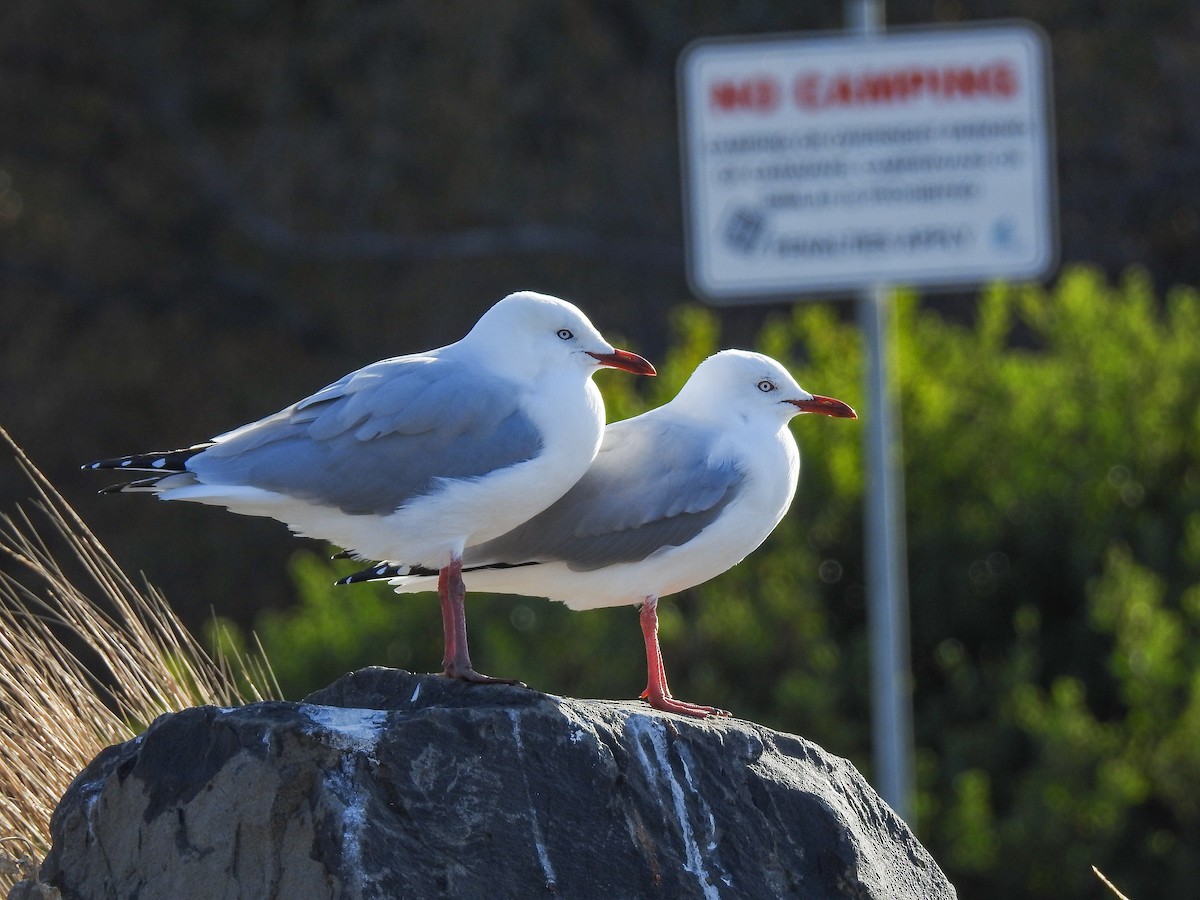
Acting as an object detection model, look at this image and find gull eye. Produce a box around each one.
[757,379,776,393]
[557,328,574,341]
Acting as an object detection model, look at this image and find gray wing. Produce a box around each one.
[464,416,744,571]
[189,355,542,515]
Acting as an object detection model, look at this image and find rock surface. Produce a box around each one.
[38,668,956,899]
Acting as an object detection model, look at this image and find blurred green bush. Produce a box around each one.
[229,265,1200,899]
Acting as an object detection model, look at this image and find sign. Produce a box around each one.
[679,23,1057,301]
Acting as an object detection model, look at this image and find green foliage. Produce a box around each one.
[255,553,441,696]
[895,268,1200,899]
[241,265,1200,899]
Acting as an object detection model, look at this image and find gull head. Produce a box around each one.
[465,291,655,380]
[676,349,857,424]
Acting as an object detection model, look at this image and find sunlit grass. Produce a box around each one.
[1093,866,1132,899]
[0,428,276,892]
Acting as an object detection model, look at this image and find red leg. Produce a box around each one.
[640,603,669,702]
[438,557,523,685]
[638,597,730,719]
[437,566,457,670]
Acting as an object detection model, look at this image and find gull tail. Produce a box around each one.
[337,559,542,587]
[337,562,436,585]
[83,444,213,493]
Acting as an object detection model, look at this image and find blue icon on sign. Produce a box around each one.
[723,207,767,254]
[990,216,1019,251]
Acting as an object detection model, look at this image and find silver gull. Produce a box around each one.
[85,290,655,684]
[343,349,855,715]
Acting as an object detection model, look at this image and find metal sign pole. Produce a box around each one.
[858,283,915,823]
[845,0,916,823]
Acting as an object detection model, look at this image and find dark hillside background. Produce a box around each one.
[2,1,1197,621]
[2,5,1199,897]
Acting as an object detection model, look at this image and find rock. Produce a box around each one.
[38,668,956,899]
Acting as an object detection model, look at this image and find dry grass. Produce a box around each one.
[1092,866,1132,900]
[0,427,277,892]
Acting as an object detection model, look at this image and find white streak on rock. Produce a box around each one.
[677,739,730,885]
[326,755,369,900]
[298,706,384,899]
[627,715,720,900]
[507,710,557,890]
[299,704,386,754]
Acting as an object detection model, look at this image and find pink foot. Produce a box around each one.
[638,596,732,719]
[442,662,526,687]
[640,689,731,719]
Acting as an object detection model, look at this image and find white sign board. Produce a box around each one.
[679,23,1057,301]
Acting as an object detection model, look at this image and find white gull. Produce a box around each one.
[343,349,855,716]
[85,290,655,684]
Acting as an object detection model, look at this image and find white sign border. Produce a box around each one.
[677,19,1060,304]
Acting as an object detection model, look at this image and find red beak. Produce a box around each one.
[788,394,857,418]
[586,348,656,376]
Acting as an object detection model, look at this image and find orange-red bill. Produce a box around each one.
[788,394,857,418]
[586,348,656,376]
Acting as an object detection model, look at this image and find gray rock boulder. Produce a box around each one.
[38,668,955,899]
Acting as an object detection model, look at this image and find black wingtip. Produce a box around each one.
[98,476,162,494]
[336,562,416,586]
[336,569,378,586]
[82,443,215,474]
[83,459,122,472]
[336,567,381,586]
